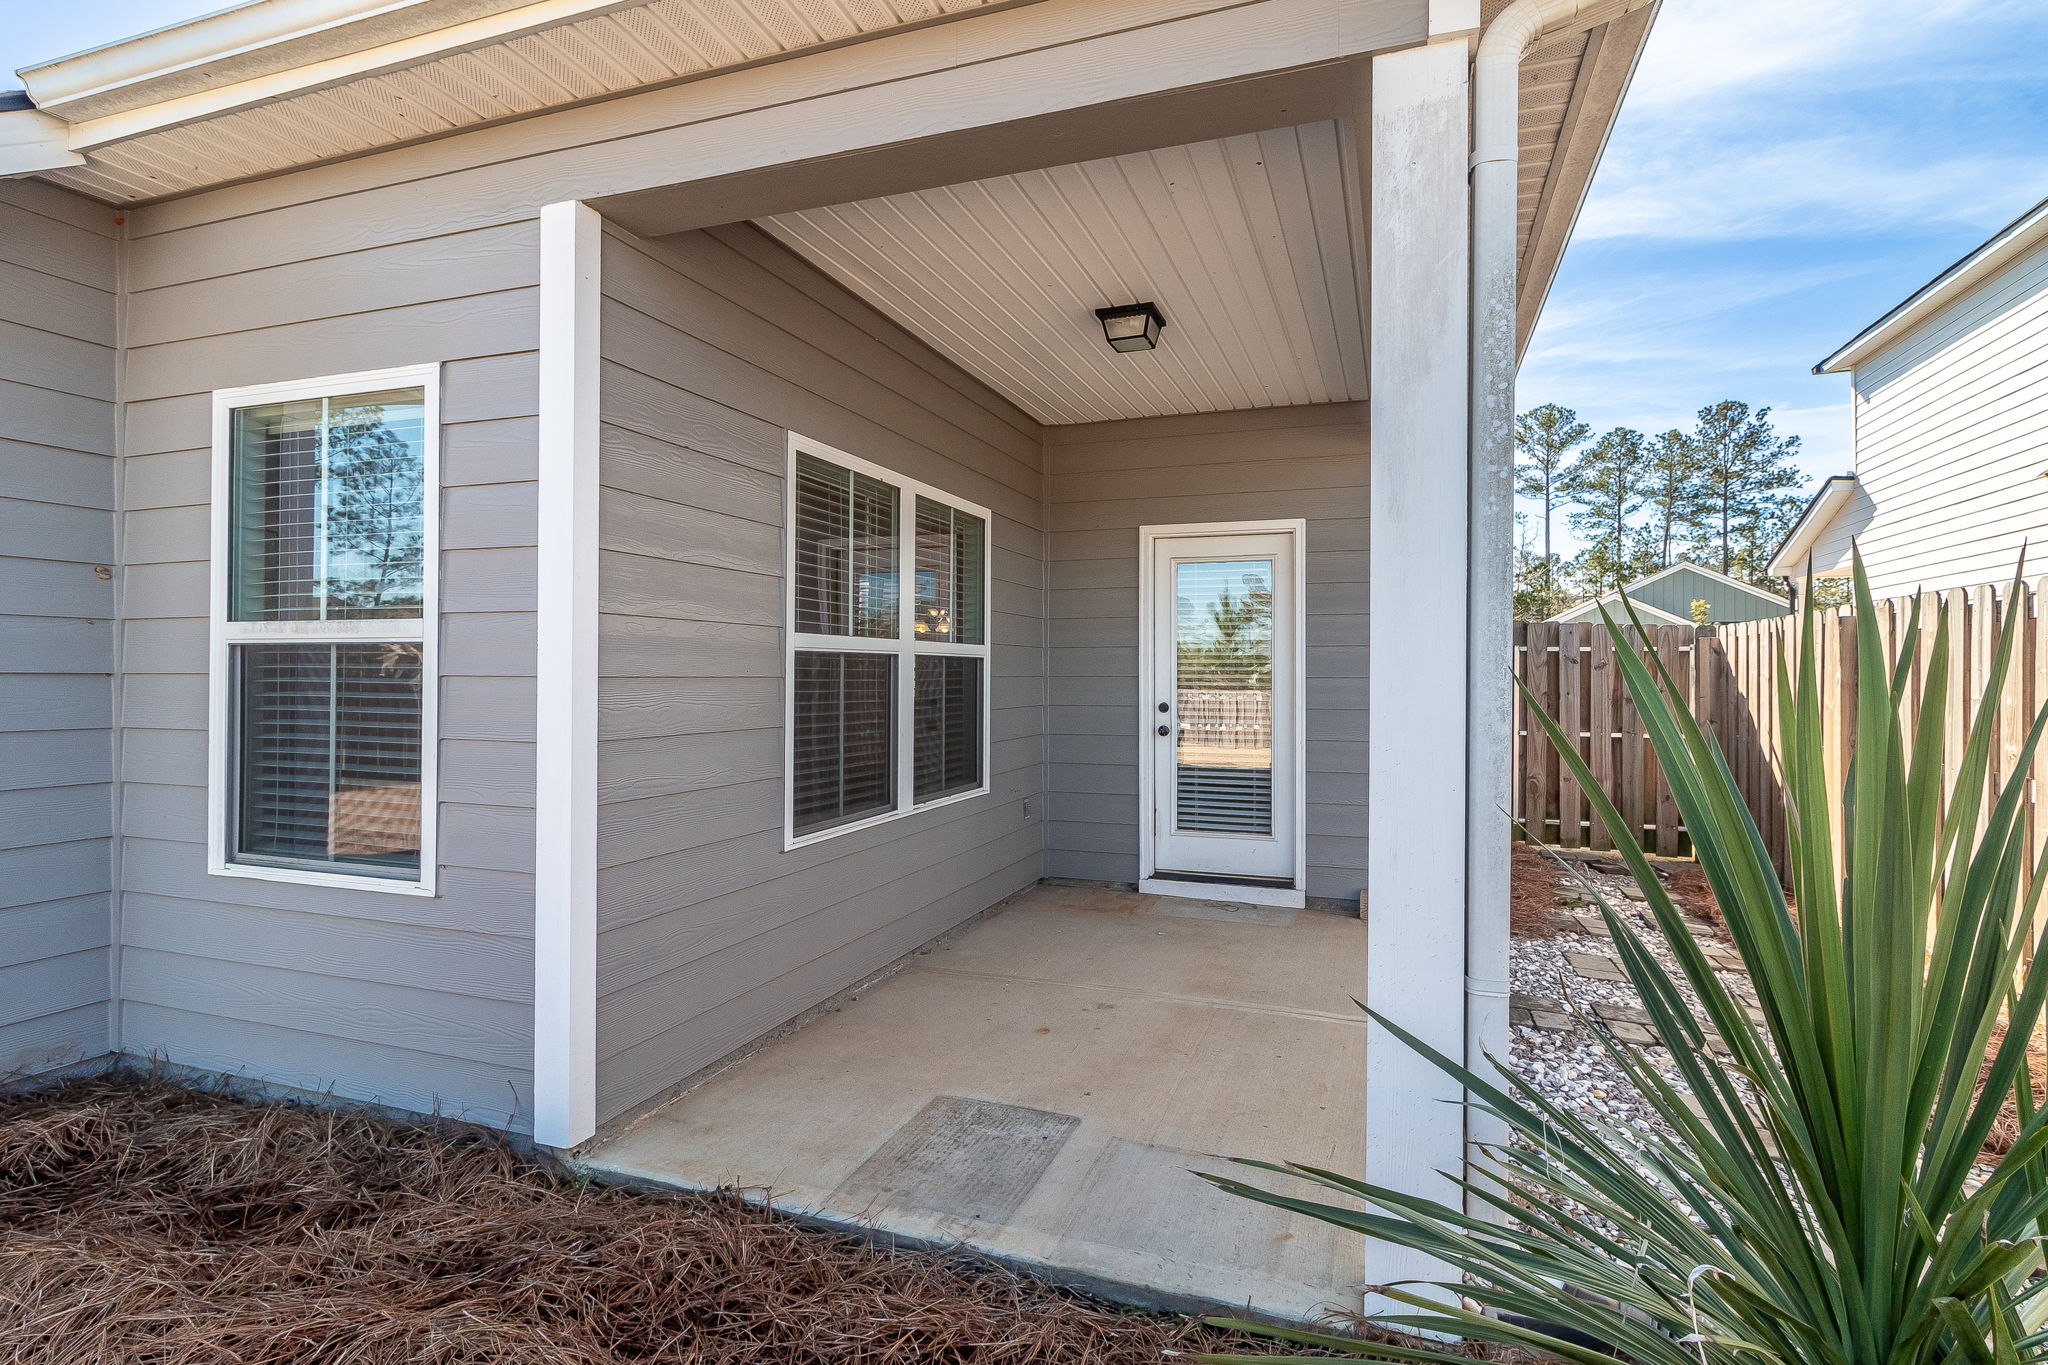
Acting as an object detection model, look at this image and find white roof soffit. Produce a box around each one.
[1816,195,2048,375]
[19,0,559,122]
[11,0,1018,196]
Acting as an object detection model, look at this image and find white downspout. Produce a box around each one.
[1466,0,1654,1205]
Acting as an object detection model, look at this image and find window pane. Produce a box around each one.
[913,497,985,645]
[230,387,427,621]
[794,453,897,638]
[1173,559,1274,835]
[235,642,423,877]
[792,650,896,833]
[914,655,983,802]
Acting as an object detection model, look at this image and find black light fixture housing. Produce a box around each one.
[1094,301,1166,353]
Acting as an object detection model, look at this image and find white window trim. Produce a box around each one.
[206,363,442,897]
[783,433,993,851]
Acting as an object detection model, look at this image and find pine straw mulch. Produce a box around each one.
[1509,843,1577,938]
[1510,842,1730,943]
[0,1072,1420,1365]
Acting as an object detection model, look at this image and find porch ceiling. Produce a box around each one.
[757,121,1366,425]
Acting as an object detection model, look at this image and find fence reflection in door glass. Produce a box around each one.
[1173,559,1274,835]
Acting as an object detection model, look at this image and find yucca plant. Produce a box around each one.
[1195,553,2048,1365]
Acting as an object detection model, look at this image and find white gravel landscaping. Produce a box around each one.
[1506,849,1742,1135]
[1504,847,2000,1192]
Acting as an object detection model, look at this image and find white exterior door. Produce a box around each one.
[1145,527,1300,887]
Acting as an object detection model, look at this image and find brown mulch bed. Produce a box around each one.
[0,1073,1382,1364]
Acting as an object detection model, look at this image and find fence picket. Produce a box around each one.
[1589,632,1617,850]
[1559,626,1586,847]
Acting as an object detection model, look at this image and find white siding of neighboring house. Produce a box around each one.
[1844,231,2048,600]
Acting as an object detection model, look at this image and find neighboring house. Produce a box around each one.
[0,0,1655,1298]
[1547,560,1790,627]
[1772,194,2048,598]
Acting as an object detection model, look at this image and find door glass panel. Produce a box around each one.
[1172,559,1274,834]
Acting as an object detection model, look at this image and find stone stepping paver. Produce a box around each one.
[1564,951,1627,982]
[1590,1001,1660,1048]
[1509,991,1572,1032]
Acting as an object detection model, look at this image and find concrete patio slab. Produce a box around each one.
[579,882,1368,1324]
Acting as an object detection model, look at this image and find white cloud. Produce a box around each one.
[1623,0,1996,112]
[1573,0,2048,244]
[1576,140,2048,243]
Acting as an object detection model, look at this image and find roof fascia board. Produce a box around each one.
[1816,196,2048,375]
[54,0,660,152]
[1765,474,1857,578]
[0,108,86,173]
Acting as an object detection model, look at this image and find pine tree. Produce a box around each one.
[1687,401,1802,578]
[1562,426,1654,591]
[1514,403,1590,619]
[1641,428,1706,568]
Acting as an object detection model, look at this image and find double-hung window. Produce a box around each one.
[208,366,439,894]
[786,437,990,845]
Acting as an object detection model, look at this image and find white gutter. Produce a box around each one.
[1466,0,1656,1197]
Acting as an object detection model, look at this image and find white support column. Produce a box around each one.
[1364,39,1472,1300]
[533,200,602,1150]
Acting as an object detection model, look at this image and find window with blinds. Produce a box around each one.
[236,644,424,872]
[230,390,426,620]
[213,372,436,890]
[914,656,982,802]
[794,453,897,638]
[787,443,990,844]
[792,652,895,833]
[914,496,984,644]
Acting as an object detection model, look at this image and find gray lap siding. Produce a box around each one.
[1044,403,1370,902]
[0,180,117,1076]
[109,192,542,1130]
[23,58,1372,1128]
[592,223,1047,1127]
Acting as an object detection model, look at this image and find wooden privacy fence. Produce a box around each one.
[1514,621,1709,859]
[1515,581,2048,876]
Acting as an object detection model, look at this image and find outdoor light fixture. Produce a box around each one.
[1094,301,1166,353]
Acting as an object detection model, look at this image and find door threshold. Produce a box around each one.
[1140,876,1305,909]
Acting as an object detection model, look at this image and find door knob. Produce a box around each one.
[1157,724,1171,736]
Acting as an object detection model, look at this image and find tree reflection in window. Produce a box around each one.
[322,396,425,616]
[230,388,425,622]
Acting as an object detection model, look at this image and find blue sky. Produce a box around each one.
[9,0,2048,545]
[1519,0,2048,549]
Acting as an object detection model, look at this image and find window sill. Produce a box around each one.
[784,784,990,852]
[209,860,437,897]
